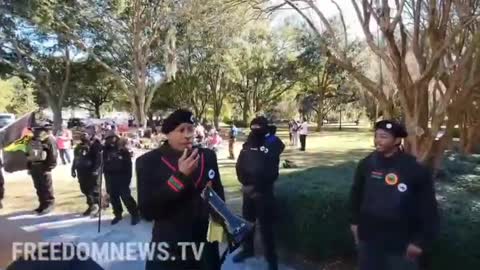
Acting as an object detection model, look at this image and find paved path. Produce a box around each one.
[2,141,298,270]
[4,209,296,270]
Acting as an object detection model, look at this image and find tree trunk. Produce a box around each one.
[315,88,325,131]
[316,112,324,132]
[44,91,63,133]
[242,96,251,126]
[213,112,220,130]
[461,121,480,154]
[94,104,101,118]
[134,97,147,129]
[51,103,63,134]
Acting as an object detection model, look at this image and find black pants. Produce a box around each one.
[358,241,418,270]
[105,173,138,217]
[0,167,4,200]
[59,149,71,164]
[30,167,55,207]
[78,172,100,207]
[242,191,277,266]
[299,135,307,151]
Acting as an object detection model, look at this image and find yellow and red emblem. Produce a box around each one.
[385,173,399,185]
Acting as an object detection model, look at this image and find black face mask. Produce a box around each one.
[250,127,268,138]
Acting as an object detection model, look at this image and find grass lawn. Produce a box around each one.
[221,127,373,194]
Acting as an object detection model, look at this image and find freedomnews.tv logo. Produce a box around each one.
[12,242,205,262]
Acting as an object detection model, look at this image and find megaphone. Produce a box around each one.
[201,185,254,245]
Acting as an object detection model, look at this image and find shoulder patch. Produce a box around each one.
[208,169,215,179]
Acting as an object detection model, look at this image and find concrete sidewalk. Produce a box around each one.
[4,211,297,270]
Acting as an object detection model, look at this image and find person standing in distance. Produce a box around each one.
[349,120,439,270]
[103,131,140,225]
[56,123,72,165]
[233,116,285,270]
[71,129,103,217]
[298,117,308,151]
[26,123,58,215]
[228,123,238,159]
[136,109,225,270]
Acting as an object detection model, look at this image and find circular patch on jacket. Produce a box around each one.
[385,173,398,185]
[208,169,215,179]
[398,183,408,192]
[260,146,265,152]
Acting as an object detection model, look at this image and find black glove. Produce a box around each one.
[71,170,76,178]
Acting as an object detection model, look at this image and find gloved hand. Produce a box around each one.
[71,170,76,178]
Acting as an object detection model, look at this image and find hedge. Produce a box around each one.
[274,158,480,269]
[275,162,356,261]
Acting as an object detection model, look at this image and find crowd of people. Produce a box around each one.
[0,110,439,270]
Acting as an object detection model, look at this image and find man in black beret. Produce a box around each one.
[233,116,285,270]
[349,120,439,270]
[26,123,58,215]
[136,108,225,270]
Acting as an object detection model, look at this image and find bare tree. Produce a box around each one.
[54,0,182,128]
[249,0,480,167]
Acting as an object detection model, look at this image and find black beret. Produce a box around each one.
[161,109,195,134]
[375,120,408,138]
[250,116,269,129]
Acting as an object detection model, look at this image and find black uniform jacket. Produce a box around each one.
[72,139,103,175]
[102,145,132,178]
[236,134,285,192]
[27,136,57,172]
[136,141,225,243]
[349,151,439,250]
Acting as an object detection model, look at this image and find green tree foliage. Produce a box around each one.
[294,26,359,130]
[229,23,302,124]
[66,59,120,118]
[0,78,38,115]
[0,0,75,131]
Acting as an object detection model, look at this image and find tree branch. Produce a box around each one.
[59,45,71,108]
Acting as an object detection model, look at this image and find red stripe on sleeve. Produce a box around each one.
[167,180,180,192]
